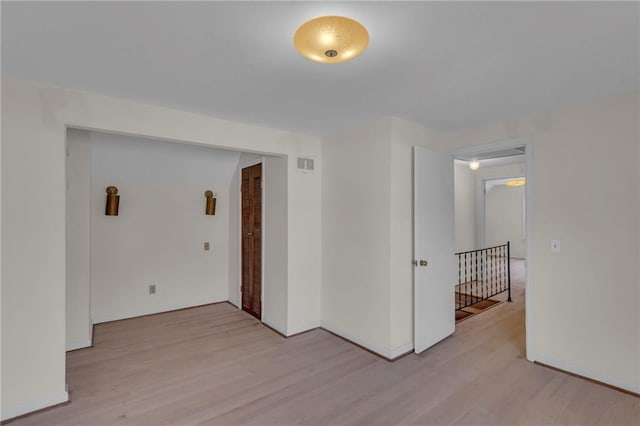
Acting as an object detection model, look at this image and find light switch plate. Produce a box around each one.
[551,240,560,253]
[204,242,210,251]
[149,284,156,295]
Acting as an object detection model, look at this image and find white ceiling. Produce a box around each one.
[2,1,638,136]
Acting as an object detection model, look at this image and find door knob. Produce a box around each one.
[419,260,428,267]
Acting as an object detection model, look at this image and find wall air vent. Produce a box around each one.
[297,157,315,173]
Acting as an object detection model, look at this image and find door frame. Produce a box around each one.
[238,157,266,321]
[451,137,535,363]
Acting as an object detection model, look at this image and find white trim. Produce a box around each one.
[239,157,265,169]
[88,132,94,350]
[262,318,287,336]
[523,139,534,362]
[452,138,529,159]
[1,390,69,422]
[390,341,414,358]
[320,320,393,358]
[91,298,226,324]
[65,130,94,359]
[65,339,92,352]
[287,321,321,336]
[238,158,266,324]
[451,137,535,362]
[534,354,640,394]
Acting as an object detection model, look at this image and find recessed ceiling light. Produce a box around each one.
[505,179,526,187]
[293,16,369,64]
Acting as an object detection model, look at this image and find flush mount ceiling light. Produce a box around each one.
[505,179,526,187]
[469,160,480,171]
[293,16,369,64]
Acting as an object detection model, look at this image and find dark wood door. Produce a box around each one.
[241,163,262,319]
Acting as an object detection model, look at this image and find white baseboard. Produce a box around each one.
[535,353,640,394]
[66,339,92,351]
[261,318,287,336]
[390,341,414,358]
[92,298,226,324]
[287,321,321,336]
[320,320,393,358]
[1,390,69,422]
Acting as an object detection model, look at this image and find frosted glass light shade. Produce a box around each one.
[294,16,369,64]
[469,160,480,171]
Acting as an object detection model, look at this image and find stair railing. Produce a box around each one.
[455,241,511,311]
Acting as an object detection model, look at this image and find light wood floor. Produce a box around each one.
[12,260,639,425]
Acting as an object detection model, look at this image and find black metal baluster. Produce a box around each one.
[501,246,505,293]
[489,249,496,293]
[497,246,501,293]
[481,250,485,300]
[464,252,468,308]
[504,245,507,293]
[495,247,499,295]
[457,254,461,309]
[507,241,512,302]
[493,247,497,296]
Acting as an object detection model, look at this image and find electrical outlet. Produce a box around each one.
[149,284,156,295]
[204,241,210,251]
[551,240,560,253]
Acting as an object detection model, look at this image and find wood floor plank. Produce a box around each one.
[9,261,639,425]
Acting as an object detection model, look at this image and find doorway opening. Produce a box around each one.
[452,143,530,338]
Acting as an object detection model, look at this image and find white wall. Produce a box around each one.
[442,93,640,393]
[1,77,322,420]
[454,164,476,253]
[321,118,392,356]
[485,182,525,258]
[320,116,448,357]
[228,162,241,308]
[263,156,288,333]
[65,129,92,350]
[454,162,526,256]
[474,163,526,249]
[287,147,322,335]
[0,73,3,424]
[2,82,68,420]
[321,116,447,357]
[88,132,239,323]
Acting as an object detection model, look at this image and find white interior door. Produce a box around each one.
[414,146,456,354]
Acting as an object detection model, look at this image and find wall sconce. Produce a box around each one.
[205,190,216,215]
[105,186,119,216]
